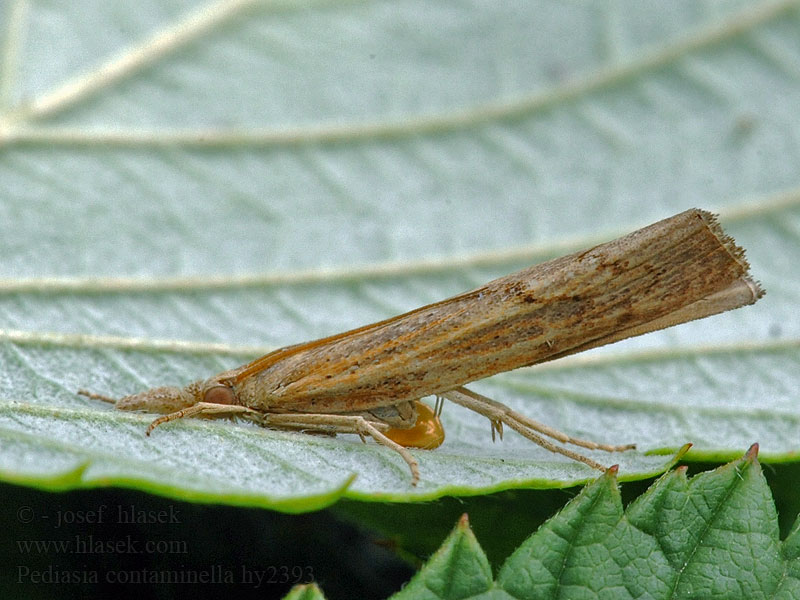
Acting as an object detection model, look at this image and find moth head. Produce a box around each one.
[115,384,201,413]
[113,379,238,414]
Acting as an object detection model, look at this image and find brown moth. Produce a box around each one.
[80,209,764,485]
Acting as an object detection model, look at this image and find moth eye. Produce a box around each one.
[204,386,235,405]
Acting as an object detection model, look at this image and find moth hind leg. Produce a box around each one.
[441,386,635,471]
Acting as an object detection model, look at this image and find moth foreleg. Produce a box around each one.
[263,413,421,486]
[441,386,635,471]
[145,402,260,435]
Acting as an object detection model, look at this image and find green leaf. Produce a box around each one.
[777,513,800,598]
[282,584,327,600]
[380,450,800,600]
[391,514,493,600]
[1,1,799,508]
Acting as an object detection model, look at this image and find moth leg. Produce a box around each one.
[433,395,444,418]
[146,402,261,435]
[446,386,635,452]
[264,414,421,486]
[441,386,635,471]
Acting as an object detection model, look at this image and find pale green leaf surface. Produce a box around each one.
[1,1,799,508]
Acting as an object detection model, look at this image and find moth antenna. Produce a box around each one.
[77,389,117,404]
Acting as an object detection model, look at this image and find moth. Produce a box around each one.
[80,209,763,485]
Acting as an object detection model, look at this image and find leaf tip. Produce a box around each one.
[458,513,470,529]
[745,442,759,460]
